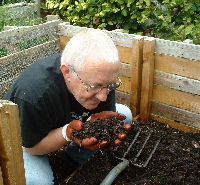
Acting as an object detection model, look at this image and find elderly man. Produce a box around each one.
[3,29,132,185]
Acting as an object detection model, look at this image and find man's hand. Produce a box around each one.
[89,111,126,122]
[89,111,132,150]
[64,120,107,150]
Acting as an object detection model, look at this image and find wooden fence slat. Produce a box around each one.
[119,63,132,78]
[116,91,130,107]
[154,70,200,96]
[140,38,155,121]
[155,38,200,61]
[155,54,200,80]
[0,100,26,185]
[117,76,131,94]
[117,46,134,64]
[151,100,200,129]
[130,37,143,117]
[0,166,3,185]
[153,84,200,114]
[59,36,70,51]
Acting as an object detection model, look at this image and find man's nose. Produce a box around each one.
[95,88,109,102]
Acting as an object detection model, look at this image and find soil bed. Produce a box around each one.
[50,119,200,185]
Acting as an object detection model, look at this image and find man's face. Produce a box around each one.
[62,54,120,110]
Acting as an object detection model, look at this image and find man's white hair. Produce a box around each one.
[61,29,119,71]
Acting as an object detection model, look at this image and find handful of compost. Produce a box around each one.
[71,111,131,150]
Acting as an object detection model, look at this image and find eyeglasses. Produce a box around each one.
[69,65,122,93]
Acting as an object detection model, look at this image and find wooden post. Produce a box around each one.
[0,100,26,185]
[130,36,144,117]
[0,166,3,185]
[140,38,155,122]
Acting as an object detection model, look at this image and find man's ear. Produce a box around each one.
[60,64,71,82]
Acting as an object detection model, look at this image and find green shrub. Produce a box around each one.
[44,0,200,44]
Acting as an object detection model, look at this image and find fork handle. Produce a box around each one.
[100,159,129,185]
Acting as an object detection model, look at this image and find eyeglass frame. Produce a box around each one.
[68,65,122,93]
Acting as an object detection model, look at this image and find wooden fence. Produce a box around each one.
[0,20,200,184]
[58,22,200,132]
[0,100,26,185]
[0,20,60,185]
[144,38,200,132]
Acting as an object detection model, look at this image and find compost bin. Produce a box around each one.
[49,119,200,185]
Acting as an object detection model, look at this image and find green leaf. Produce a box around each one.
[122,9,127,17]
[185,24,194,35]
[144,0,150,6]
[108,20,113,25]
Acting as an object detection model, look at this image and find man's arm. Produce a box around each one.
[25,127,69,155]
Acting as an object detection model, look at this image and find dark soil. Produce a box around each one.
[72,117,129,148]
[49,119,200,185]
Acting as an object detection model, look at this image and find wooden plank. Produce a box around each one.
[140,37,155,121]
[154,70,200,96]
[116,91,130,107]
[119,63,132,78]
[117,76,131,94]
[59,36,70,51]
[130,37,143,117]
[0,166,3,185]
[151,100,200,129]
[155,38,200,61]
[0,100,26,185]
[150,114,200,133]
[117,46,133,64]
[152,84,200,114]
[155,53,200,80]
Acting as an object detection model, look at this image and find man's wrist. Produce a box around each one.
[62,124,72,142]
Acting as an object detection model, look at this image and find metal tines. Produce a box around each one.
[100,129,161,185]
[123,128,161,168]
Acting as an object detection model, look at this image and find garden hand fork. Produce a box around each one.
[100,128,161,185]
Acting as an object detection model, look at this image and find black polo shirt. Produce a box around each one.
[3,53,116,148]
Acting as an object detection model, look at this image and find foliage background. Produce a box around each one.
[43,0,200,44]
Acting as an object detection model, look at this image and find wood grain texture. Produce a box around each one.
[140,38,155,121]
[155,38,200,61]
[119,63,132,78]
[154,53,200,80]
[0,167,3,185]
[130,38,143,117]
[117,46,133,64]
[152,84,200,114]
[116,91,130,107]
[59,36,70,51]
[154,70,200,96]
[117,76,131,94]
[151,100,200,128]
[0,100,26,185]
